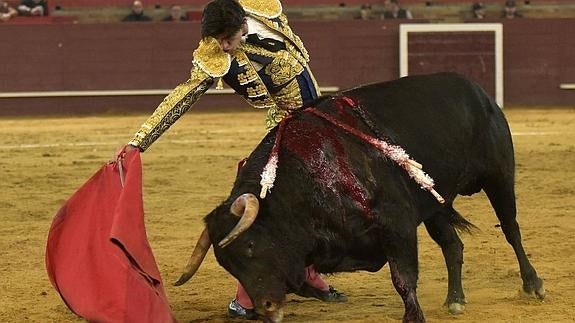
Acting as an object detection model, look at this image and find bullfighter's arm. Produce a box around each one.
[127,65,214,151]
[128,38,231,151]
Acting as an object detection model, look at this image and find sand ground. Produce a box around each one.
[0,108,574,322]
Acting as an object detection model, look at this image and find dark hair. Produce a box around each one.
[201,0,246,39]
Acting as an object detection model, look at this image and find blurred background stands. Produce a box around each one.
[0,0,574,24]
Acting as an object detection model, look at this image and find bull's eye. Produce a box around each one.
[246,240,255,258]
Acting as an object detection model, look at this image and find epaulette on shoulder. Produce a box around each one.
[239,0,282,19]
[192,37,231,77]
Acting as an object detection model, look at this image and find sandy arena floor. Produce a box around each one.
[0,108,574,322]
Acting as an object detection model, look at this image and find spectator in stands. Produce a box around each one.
[162,5,188,21]
[382,0,412,19]
[356,4,374,20]
[0,1,18,22]
[17,0,48,16]
[471,2,486,19]
[122,0,151,22]
[502,0,522,18]
[118,0,348,319]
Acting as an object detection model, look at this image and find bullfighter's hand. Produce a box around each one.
[114,144,139,161]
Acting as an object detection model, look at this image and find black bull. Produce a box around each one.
[175,73,545,322]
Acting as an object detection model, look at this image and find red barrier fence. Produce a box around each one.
[0,19,573,115]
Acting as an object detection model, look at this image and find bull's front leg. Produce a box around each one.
[386,230,425,323]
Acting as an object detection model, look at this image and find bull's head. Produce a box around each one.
[173,193,259,285]
[175,193,305,322]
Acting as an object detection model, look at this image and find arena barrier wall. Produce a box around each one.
[0,18,573,116]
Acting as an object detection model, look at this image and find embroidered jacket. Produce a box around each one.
[129,0,320,151]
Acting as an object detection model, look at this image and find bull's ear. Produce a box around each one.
[219,193,259,248]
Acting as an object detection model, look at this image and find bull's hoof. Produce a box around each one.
[521,285,546,300]
[447,302,465,315]
[443,298,466,315]
[522,278,545,300]
[535,285,546,300]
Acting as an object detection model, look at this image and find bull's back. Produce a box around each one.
[338,73,514,202]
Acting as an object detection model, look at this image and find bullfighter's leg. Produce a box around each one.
[231,265,347,319]
[424,215,466,314]
[294,266,348,302]
[483,179,545,299]
[386,231,425,323]
[228,283,258,320]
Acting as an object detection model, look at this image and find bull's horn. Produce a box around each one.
[218,193,259,248]
[174,228,211,286]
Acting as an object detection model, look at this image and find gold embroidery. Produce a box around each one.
[192,37,231,77]
[238,68,258,85]
[264,50,304,86]
[238,20,309,69]
[266,106,288,130]
[235,52,250,67]
[271,78,303,112]
[239,0,281,19]
[239,42,275,58]
[241,43,305,86]
[216,77,224,89]
[238,43,312,110]
[232,50,278,111]
[249,13,310,63]
[129,66,213,151]
[284,41,308,68]
[247,83,268,98]
[250,96,277,109]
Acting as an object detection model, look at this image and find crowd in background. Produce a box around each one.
[121,0,188,22]
[1,0,48,21]
[356,0,413,20]
[355,0,524,20]
[0,0,189,22]
[471,0,522,19]
[0,0,555,24]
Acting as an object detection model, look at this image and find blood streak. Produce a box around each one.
[281,114,373,219]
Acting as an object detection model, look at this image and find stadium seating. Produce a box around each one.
[4,0,574,24]
[50,0,196,8]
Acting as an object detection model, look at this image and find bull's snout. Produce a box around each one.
[256,298,284,323]
[263,299,279,312]
[261,302,284,323]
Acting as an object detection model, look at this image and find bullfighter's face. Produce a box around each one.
[218,22,248,52]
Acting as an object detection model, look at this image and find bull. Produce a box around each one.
[175,73,545,322]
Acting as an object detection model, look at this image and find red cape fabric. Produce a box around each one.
[45,151,176,323]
